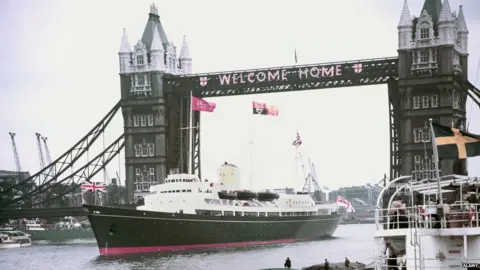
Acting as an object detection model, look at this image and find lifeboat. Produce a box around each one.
[218,191,237,200]
[235,190,258,200]
[257,191,280,201]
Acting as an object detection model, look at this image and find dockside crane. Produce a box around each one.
[41,136,53,165]
[9,132,23,174]
[35,133,46,170]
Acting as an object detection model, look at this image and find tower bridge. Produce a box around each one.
[1,0,480,216]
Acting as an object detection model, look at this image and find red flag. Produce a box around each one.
[192,96,216,112]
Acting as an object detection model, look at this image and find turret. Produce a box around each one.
[437,0,455,45]
[118,28,132,74]
[179,35,193,74]
[397,0,413,50]
[150,26,165,71]
[456,5,468,55]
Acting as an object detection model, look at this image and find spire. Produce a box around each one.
[150,25,164,52]
[119,28,131,53]
[149,3,158,15]
[179,35,191,60]
[398,0,413,27]
[438,0,454,23]
[456,5,468,32]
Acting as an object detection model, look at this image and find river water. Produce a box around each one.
[0,224,375,270]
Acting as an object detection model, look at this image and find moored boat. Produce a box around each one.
[0,230,31,248]
[0,233,21,249]
[374,174,480,269]
[84,173,341,256]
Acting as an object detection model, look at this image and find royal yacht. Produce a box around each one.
[84,173,341,255]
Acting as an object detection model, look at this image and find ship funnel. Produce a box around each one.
[218,162,240,190]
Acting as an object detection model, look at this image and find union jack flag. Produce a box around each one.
[336,195,355,213]
[81,182,107,193]
[292,132,302,148]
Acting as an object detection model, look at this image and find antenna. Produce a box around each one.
[9,132,23,175]
[41,137,53,165]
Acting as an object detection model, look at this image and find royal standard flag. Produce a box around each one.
[432,122,480,160]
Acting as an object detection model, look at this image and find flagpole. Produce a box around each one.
[429,118,443,205]
[188,91,194,175]
[295,129,299,191]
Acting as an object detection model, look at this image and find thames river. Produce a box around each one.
[0,224,375,270]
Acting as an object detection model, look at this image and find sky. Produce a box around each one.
[0,0,479,191]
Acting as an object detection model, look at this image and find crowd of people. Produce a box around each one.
[387,194,480,230]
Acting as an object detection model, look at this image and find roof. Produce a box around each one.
[141,13,169,51]
[421,0,443,23]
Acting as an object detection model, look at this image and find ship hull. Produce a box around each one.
[83,205,342,255]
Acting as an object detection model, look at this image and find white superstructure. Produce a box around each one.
[137,173,338,218]
[374,175,480,269]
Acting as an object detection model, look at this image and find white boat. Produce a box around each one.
[374,174,480,269]
[0,234,21,249]
[0,231,31,249]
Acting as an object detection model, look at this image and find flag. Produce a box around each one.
[252,101,279,116]
[81,182,107,193]
[292,132,302,148]
[294,49,298,64]
[336,195,355,213]
[192,96,216,112]
[431,122,480,159]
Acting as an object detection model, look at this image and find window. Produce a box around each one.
[413,128,422,143]
[432,49,437,62]
[413,96,421,109]
[134,143,155,157]
[420,28,429,39]
[414,155,421,163]
[140,115,147,126]
[133,115,154,127]
[147,115,154,126]
[420,50,429,63]
[422,96,429,108]
[146,74,151,86]
[136,75,145,86]
[136,55,145,65]
[430,95,439,108]
[414,164,422,179]
[147,143,155,156]
[133,116,140,127]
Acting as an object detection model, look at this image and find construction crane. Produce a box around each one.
[9,132,23,175]
[35,133,46,170]
[41,137,53,165]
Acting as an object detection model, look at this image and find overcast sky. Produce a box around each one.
[1,0,479,191]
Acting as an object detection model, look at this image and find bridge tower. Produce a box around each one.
[396,0,469,179]
[118,4,193,201]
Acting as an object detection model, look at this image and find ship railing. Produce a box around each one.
[375,203,480,230]
[374,256,480,269]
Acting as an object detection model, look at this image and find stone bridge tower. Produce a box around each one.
[396,0,469,179]
[118,4,192,201]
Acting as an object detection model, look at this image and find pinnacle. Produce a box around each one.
[398,0,412,27]
[179,35,191,60]
[119,28,132,53]
[438,0,454,23]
